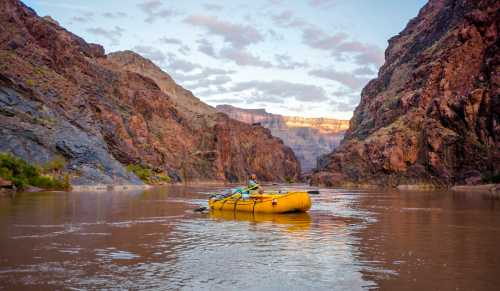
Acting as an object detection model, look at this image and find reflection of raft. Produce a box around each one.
[210,210,312,232]
[208,192,311,213]
[210,210,311,224]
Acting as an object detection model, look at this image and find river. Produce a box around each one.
[0,185,499,290]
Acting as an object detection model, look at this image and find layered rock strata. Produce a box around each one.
[0,0,300,184]
[312,0,499,187]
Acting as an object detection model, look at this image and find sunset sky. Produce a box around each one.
[23,0,427,119]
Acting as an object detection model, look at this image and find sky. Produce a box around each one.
[23,0,427,119]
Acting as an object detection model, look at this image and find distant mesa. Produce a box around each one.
[217,105,349,172]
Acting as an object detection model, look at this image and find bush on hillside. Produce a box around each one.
[127,164,171,184]
[0,152,70,190]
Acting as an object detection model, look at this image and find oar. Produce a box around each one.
[206,188,251,205]
[193,206,208,212]
[307,190,320,195]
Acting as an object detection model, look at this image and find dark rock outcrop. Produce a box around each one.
[0,0,300,185]
[312,0,499,187]
[217,105,349,171]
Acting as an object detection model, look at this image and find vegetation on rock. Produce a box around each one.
[0,152,70,190]
[127,164,171,185]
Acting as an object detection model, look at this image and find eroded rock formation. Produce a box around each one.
[312,0,499,187]
[217,105,349,171]
[0,0,300,185]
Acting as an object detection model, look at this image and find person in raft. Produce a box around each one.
[247,174,264,194]
[230,174,263,200]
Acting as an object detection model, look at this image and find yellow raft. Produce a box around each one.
[208,191,312,214]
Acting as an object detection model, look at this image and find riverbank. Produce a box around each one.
[451,184,499,194]
[311,178,500,194]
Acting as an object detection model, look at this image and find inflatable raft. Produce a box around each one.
[208,191,311,214]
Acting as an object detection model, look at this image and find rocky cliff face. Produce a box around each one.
[312,0,499,187]
[107,51,216,122]
[0,0,300,185]
[217,105,349,171]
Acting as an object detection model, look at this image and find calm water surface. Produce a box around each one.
[0,185,499,290]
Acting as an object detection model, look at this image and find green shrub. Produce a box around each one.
[43,155,66,173]
[127,164,171,184]
[156,172,171,184]
[30,175,64,189]
[0,152,69,190]
[25,79,35,87]
[127,164,153,183]
[284,176,294,184]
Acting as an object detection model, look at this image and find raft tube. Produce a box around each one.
[208,191,312,214]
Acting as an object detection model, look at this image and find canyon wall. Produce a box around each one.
[312,0,499,187]
[217,105,349,171]
[0,0,300,185]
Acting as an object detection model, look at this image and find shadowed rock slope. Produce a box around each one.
[0,0,300,185]
[217,105,349,172]
[312,0,499,187]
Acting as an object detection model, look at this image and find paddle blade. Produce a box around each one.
[307,190,320,195]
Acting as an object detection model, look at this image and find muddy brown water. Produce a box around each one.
[0,185,499,290]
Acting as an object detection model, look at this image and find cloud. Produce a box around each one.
[268,0,284,5]
[166,54,200,72]
[171,67,235,83]
[309,0,338,8]
[302,27,348,50]
[231,80,329,103]
[157,37,190,55]
[196,39,217,57]
[267,29,284,41]
[271,10,307,28]
[138,0,178,23]
[194,87,230,97]
[195,39,273,68]
[206,97,242,104]
[326,88,361,112]
[86,26,124,45]
[102,12,127,19]
[309,68,370,90]
[132,46,199,72]
[353,66,376,76]
[302,27,384,67]
[133,45,167,63]
[203,3,223,11]
[186,75,232,90]
[219,47,272,68]
[158,37,183,45]
[336,41,384,66]
[274,54,309,69]
[36,1,90,10]
[178,45,191,56]
[330,96,359,111]
[71,16,89,23]
[70,11,94,23]
[184,14,264,49]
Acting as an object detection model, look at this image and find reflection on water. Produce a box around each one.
[0,185,499,290]
[209,210,312,233]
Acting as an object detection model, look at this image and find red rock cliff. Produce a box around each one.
[0,0,300,184]
[312,0,499,187]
